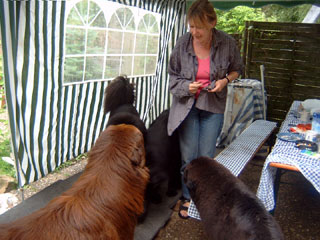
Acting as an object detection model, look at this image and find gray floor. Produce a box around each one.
[0,173,83,224]
[0,172,180,240]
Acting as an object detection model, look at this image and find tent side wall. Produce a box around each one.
[0,0,186,186]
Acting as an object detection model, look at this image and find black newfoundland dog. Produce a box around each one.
[103,76,147,139]
[103,76,181,220]
[184,156,284,240]
[145,109,181,204]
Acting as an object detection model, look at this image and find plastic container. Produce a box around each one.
[300,110,311,123]
[312,112,320,133]
[305,130,319,142]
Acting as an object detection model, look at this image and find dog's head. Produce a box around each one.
[103,76,135,114]
[184,157,220,200]
[87,124,149,195]
[90,124,146,169]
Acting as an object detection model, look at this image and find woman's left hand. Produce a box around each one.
[208,78,228,93]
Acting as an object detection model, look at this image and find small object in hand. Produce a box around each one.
[204,86,213,91]
[203,83,215,91]
[295,140,318,152]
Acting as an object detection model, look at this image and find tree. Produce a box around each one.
[0,39,3,81]
[215,4,316,34]
[216,6,272,34]
[262,4,314,23]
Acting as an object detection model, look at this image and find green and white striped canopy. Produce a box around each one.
[0,0,186,187]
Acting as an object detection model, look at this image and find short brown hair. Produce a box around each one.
[187,0,217,27]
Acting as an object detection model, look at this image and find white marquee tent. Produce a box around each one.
[0,0,319,187]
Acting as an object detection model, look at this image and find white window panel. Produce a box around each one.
[63,0,161,85]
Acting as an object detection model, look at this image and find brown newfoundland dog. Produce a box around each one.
[184,156,284,240]
[0,124,149,240]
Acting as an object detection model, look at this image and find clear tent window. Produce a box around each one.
[64,0,161,85]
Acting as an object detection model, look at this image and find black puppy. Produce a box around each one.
[184,157,284,240]
[103,76,147,138]
[145,109,181,204]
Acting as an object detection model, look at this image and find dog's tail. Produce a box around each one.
[104,75,135,114]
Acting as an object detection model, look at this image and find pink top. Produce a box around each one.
[195,56,210,98]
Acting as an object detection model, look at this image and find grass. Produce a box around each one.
[0,108,15,178]
[52,153,87,173]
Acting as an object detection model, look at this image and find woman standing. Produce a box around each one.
[167,0,243,219]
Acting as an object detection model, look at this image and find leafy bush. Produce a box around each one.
[216,6,271,34]
[262,4,313,23]
[0,38,3,82]
[215,4,314,34]
[0,39,4,106]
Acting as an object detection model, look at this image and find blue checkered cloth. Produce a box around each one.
[188,119,277,220]
[217,79,266,147]
[257,101,320,211]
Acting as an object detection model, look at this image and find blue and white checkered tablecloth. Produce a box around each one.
[188,119,277,220]
[257,101,320,211]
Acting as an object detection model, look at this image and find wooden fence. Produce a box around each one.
[231,33,242,52]
[243,21,320,124]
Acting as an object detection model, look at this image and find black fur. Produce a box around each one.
[184,157,284,240]
[103,76,181,221]
[145,110,181,204]
[103,76,147,138]
[104,76,135,115]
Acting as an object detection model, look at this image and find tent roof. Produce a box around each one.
[187,0,320,10]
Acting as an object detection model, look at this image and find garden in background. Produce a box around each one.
[0,38,16,182]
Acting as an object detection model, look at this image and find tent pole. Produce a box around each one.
[260,65,266,120]
[19,188,24,202]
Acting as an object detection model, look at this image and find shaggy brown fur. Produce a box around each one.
[0,124,149,240]
[184,156,284,240]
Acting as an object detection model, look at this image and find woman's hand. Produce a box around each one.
[189,81,203,94]
[208,78,228,93]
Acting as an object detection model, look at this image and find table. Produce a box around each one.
[256,101,320,211]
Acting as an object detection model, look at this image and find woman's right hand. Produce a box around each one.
[189,81,202,94]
